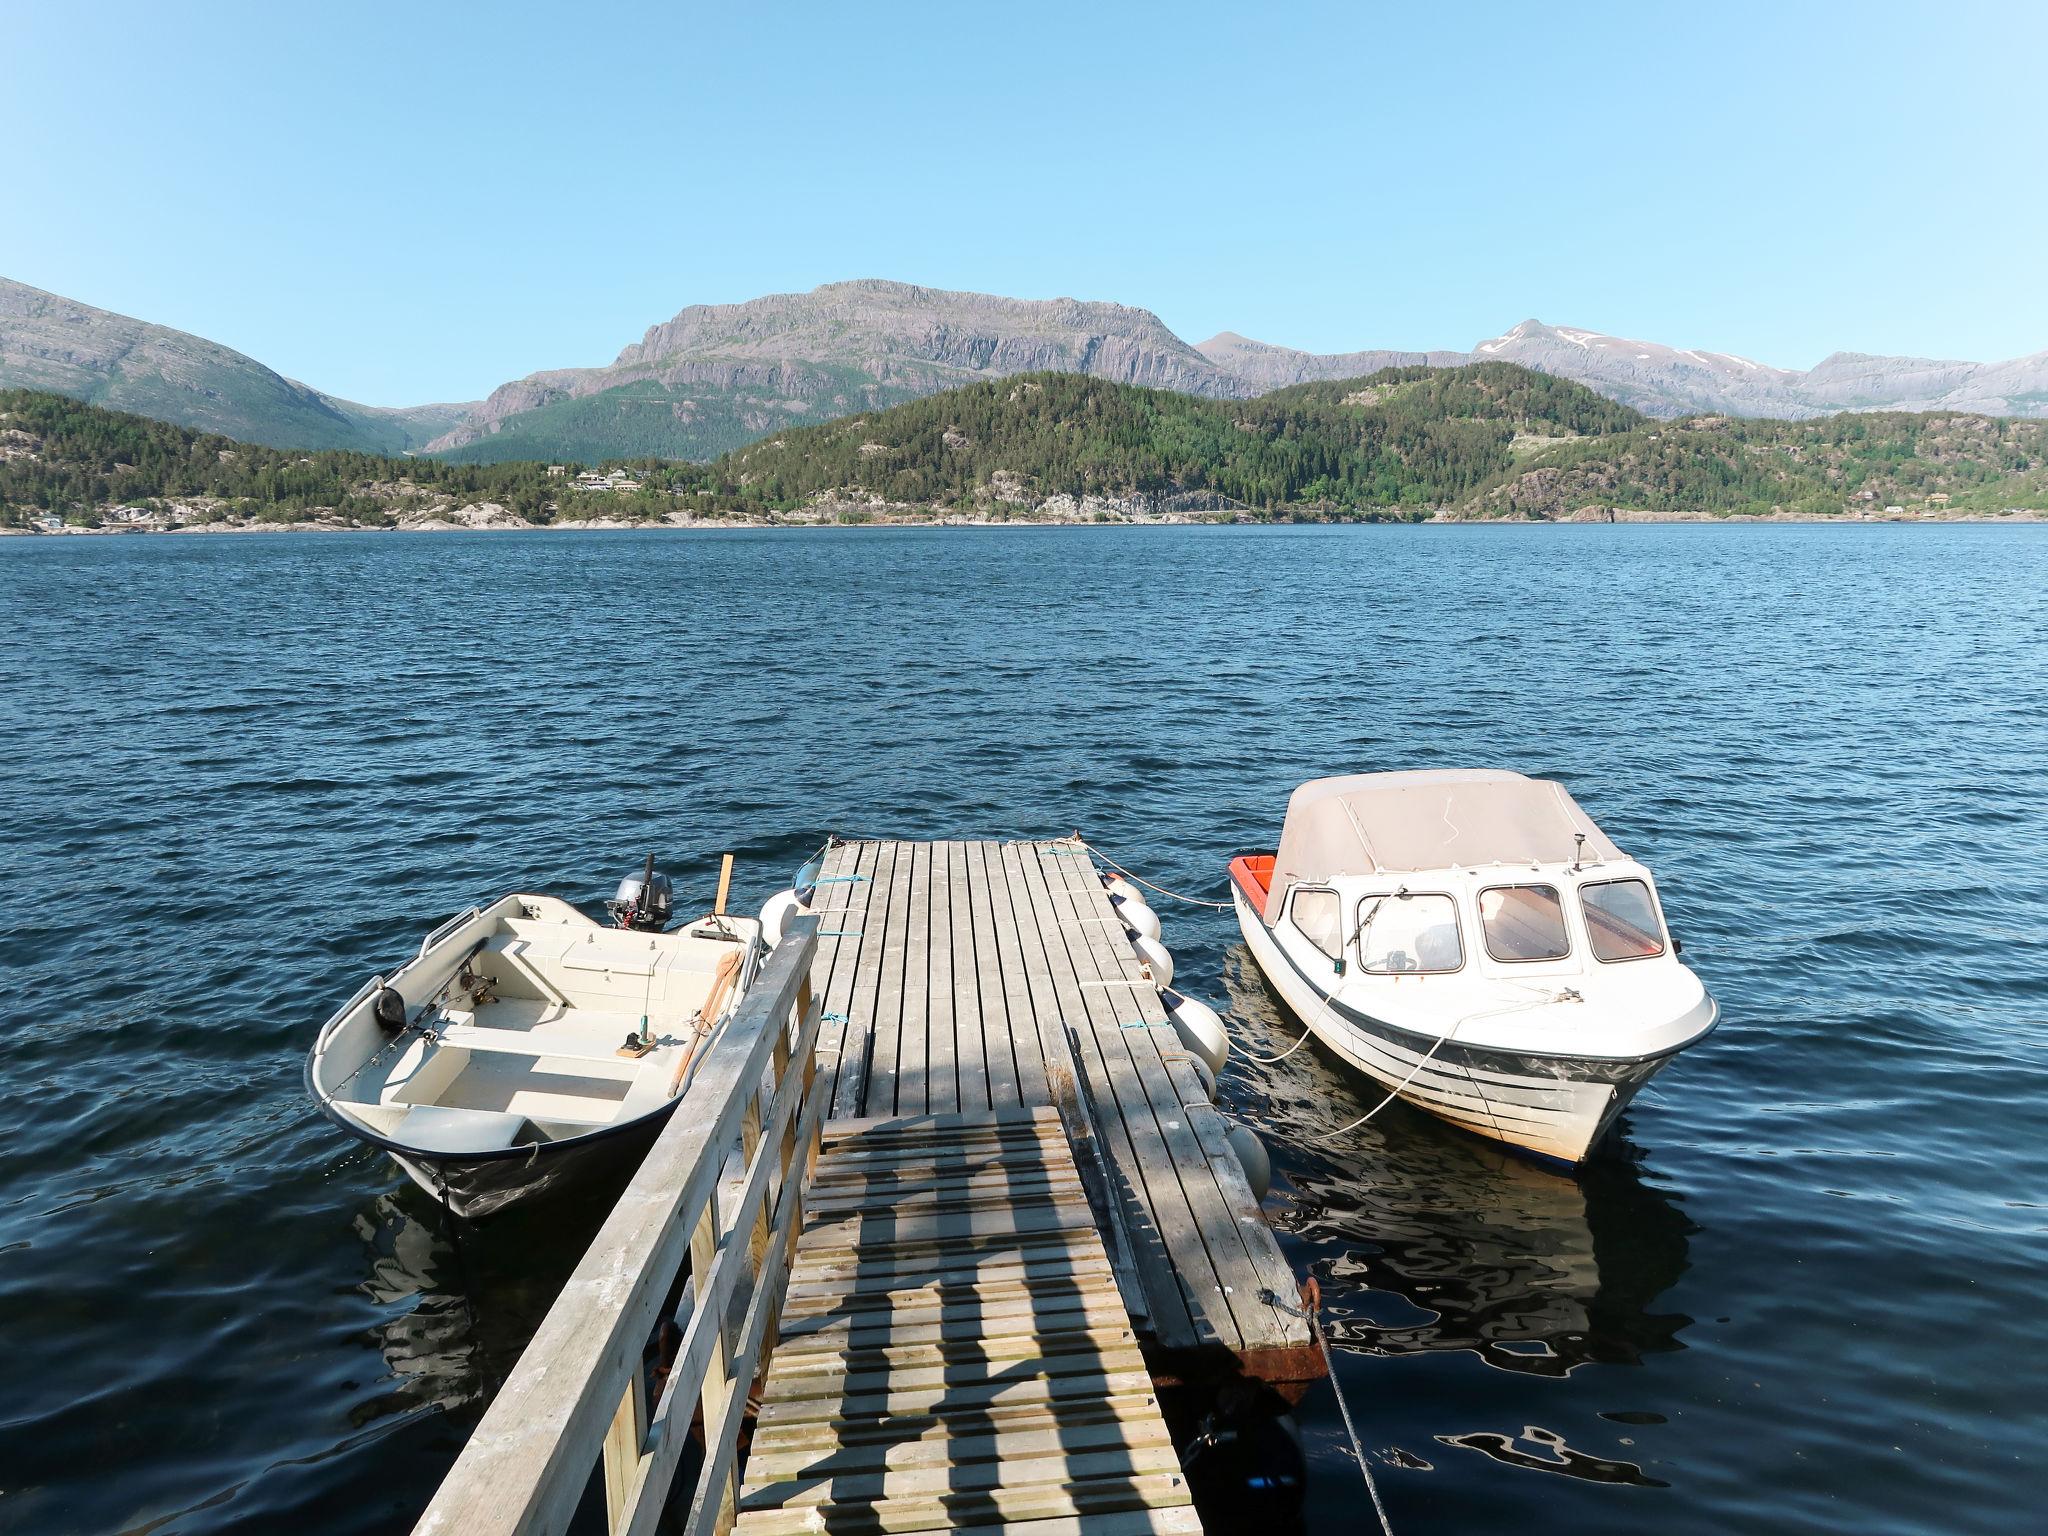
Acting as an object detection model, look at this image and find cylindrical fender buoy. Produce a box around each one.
[1131,934,1174,990]
[1105,876,1145,906]
[1227,1123,1271,1202]
[1163,990,1228,1076]
[760,888,806,948]
[1168,1050,1216,1101]
[1111,892,1161,940]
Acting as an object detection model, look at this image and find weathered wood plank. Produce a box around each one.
[895,841,934,1116]
[1006,842,1206,1348]
[745,1405,1169,1478]
[940,839,990,1114]
[730,1470,1194,1536]
[740,1441,1183,1511]
[751,1364,1159,1428]
[831,839,896,1119]
[922,840,960,1114]
[860,841,915,1117]
[810,840,876,1127]
[737,1110,1195,1534]
[1038,842,1303,1350]
[979,839,1051,1106]
[747,1390,1165,1456]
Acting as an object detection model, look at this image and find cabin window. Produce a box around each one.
[1478,884,1570,962]
[1357,892,1464,974]
[1582,878,1665,961]
[1290,887,1344,961]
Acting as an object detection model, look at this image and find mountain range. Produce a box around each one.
[4,275,2045,464]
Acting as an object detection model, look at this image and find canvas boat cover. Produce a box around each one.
[1263,769,1626,924]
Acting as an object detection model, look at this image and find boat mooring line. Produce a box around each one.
[1299,1275,1397,1536]
[1078,839,1236,909]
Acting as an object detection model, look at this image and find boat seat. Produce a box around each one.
[394,1104,530,1154]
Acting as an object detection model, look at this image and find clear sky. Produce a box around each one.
[5,0,2043,405]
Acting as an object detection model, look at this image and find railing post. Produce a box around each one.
[600,1365,647,1532]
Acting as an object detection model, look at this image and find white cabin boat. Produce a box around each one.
[308,884,761,1216]
[1230,770,1716,1166]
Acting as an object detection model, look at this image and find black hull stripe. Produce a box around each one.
[1239,894,1689,1086]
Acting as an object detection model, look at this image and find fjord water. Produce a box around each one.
[2,524,2044,1536]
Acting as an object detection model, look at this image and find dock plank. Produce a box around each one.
[861,841,915,1117]
[943,840,989,1114]
[1036,842,1300,1350]
[795,837,1308,1365]
[977,838,1049,1107]
[735,1113,1197,1535]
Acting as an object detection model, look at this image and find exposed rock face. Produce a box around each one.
[1195,330,1471,390]
[1468,319,2048,420]
[11,271,2045,463]
[426,279,1237,457]
[0,277,473,452]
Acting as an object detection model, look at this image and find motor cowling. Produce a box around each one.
[608,858,674,932]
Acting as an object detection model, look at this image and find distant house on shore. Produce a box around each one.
[546,464,567,478]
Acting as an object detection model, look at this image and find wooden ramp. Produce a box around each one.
[738,1109,1200,1535]
[803,839,1310,1372]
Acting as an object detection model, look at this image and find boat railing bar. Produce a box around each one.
[418,904,486,959]
[412,915,825,1536]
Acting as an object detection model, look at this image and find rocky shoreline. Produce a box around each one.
[8,503,2042,537]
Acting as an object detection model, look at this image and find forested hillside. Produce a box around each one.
[703,365,1643,514]
[5,364,2043,530]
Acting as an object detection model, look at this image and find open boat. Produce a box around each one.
[1230,770,1716,1167]
[307,865,761,1216]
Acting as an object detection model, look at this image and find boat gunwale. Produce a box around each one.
[305,892,757,1167]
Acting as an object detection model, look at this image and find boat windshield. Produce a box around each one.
[1478,884,1570,962]
[1358,892,1463,973]
[1581,878,1665,961]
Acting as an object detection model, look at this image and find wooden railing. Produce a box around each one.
[414,915,825,1536]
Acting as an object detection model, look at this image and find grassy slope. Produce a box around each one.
[434,368,926,465]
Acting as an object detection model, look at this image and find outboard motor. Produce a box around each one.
[608,853,674,933]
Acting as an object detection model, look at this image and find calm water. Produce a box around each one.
[2,525,2044,1535]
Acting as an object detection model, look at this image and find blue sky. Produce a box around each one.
[5,1,2043,405]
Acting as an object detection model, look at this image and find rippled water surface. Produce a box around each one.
[3,525,2045,1535]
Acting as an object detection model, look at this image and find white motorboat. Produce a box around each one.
[307,861,762,1216]
[1230,770,1716,1167]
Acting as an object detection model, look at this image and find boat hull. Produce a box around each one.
[1233,887,1685,1166]
[328,1097,678,1219]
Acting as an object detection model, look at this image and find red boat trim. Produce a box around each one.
[1228,853,1276,921]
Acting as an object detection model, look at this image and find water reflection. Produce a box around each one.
[352,1187,609,1424]
[1222,948,1695,1378]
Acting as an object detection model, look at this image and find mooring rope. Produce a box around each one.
[1075,839,1235,910]
[1303,1275,1397,1536]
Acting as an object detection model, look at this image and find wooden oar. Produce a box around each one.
[668,947,743,1096]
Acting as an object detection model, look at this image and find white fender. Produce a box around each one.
[1105,876,1145,906]
[1227,1124,1271,1203]
[1163,991,1228,1077]
[760,888,806,949]
[1111,892,1161,940]
[1131,934,1174,990]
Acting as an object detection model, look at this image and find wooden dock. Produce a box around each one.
[806,838,1310,1371]
[415,838,1320,1536]
[735,1108,1199,1534]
